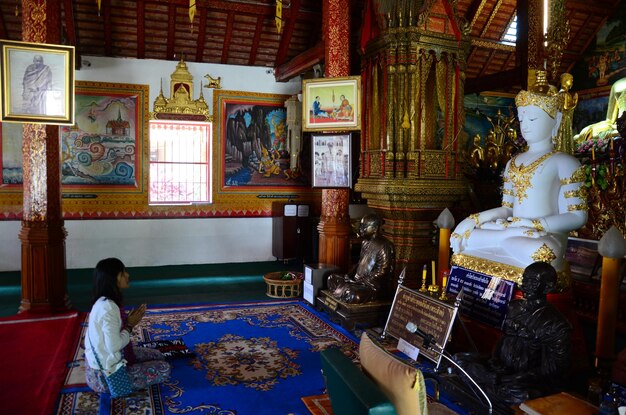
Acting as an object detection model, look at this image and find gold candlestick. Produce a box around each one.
[419,264,428,293]
[439,271,449,301]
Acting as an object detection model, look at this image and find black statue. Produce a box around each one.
[455,261,572,406]
[326,214,395,304]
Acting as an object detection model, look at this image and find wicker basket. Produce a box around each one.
[263,271,303,298]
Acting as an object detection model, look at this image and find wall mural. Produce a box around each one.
[571,1,626,91]
[0,81,149,219]
[213,90,318,217]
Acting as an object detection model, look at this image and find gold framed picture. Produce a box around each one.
[0,40,75,125]
[302,76,361,132]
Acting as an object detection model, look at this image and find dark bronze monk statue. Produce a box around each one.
[455,261,572,406]
[327,213,395,304]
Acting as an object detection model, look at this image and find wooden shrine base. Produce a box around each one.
[316,290,391,330]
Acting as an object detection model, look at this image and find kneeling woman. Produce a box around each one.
[84,258,171,394]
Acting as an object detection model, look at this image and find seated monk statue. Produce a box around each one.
[574,77,626,143]
[327,214,395,304]
[450,72,588,274]
[455,262,572,405]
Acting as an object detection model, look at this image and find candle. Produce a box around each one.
[431,260,436,286]
[422,265,427,282]
[438,227,451,285]
[610,138,614,151]
[592,146,595,160]
[596,256,621,359]
[442,272,448,289]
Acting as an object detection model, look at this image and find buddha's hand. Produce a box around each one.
[506,217,548,235]
[479,218,509,230]
[450,216,479,253]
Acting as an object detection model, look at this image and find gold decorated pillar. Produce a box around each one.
[356,0,470,286]
[317,0,351,272]
[19,0,70,313]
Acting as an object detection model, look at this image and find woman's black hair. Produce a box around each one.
[92,257,125,307]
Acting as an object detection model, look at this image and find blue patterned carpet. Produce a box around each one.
[56,299,358,415]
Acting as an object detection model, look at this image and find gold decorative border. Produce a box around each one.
[451,253,570,289]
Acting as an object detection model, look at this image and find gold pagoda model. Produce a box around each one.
[355,0,471,285]
[151,57,211,121]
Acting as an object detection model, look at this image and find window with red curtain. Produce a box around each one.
[149,120,211,204]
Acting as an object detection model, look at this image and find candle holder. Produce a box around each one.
[419,273,428,293]
[428,284,439,298]
[439,271,449,301]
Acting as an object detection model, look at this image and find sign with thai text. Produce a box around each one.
[446,266,515,328]
[384,285,457,366]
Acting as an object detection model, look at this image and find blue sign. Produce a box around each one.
[446,266,516,328]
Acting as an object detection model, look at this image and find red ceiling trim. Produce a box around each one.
[275,0,301,66]
[248,15,264,66]
[274,41,324,82]
[166,3,177,60]
[103,0,112,56]
[195,7,208,62]
[137,0,145,59]
[222,12,235,64]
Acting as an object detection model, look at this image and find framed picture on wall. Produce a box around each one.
[311,133,352,188]
[0,40,75,125]
[302,76,361,131]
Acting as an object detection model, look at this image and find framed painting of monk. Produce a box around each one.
[0,40,75,125]
[302,76,361,132]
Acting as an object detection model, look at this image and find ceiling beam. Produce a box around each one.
[248,15,264,66]
[62,0,80,67]
[465,67,523,94]
[166,3,177,60]
[470,37,515,52]
[221,12,235,64]
[0,6,6,38]
[195,7,208,62]
[275,0,302,67]
[274,41,324,82]
[137,0,145,59]
[465,0,488,31]
[164,0,320,21]
[103,0,112,56]
[478,50,497,77]
[567,0,623,15]
[480,0,504,37]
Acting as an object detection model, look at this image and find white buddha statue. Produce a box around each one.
[451,75,588,277]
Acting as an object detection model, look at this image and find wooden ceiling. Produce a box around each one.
[0,0,620,91]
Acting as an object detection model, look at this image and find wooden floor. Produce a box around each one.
[0,260,303,317]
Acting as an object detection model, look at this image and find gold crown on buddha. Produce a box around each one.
[515,70,560,118]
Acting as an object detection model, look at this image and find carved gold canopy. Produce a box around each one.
[151,58,211,122]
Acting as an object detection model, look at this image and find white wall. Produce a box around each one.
[0,56,302,272]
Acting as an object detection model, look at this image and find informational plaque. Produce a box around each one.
[383,285,458,367]
[446,266,515,328]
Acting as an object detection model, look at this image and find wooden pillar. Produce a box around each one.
[317,0,351,272]
[19,0,70,313]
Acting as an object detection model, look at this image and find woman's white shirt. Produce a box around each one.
[84,297,131,374]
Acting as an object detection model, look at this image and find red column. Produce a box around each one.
[317,0,352,272]
[19,0,70,313]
